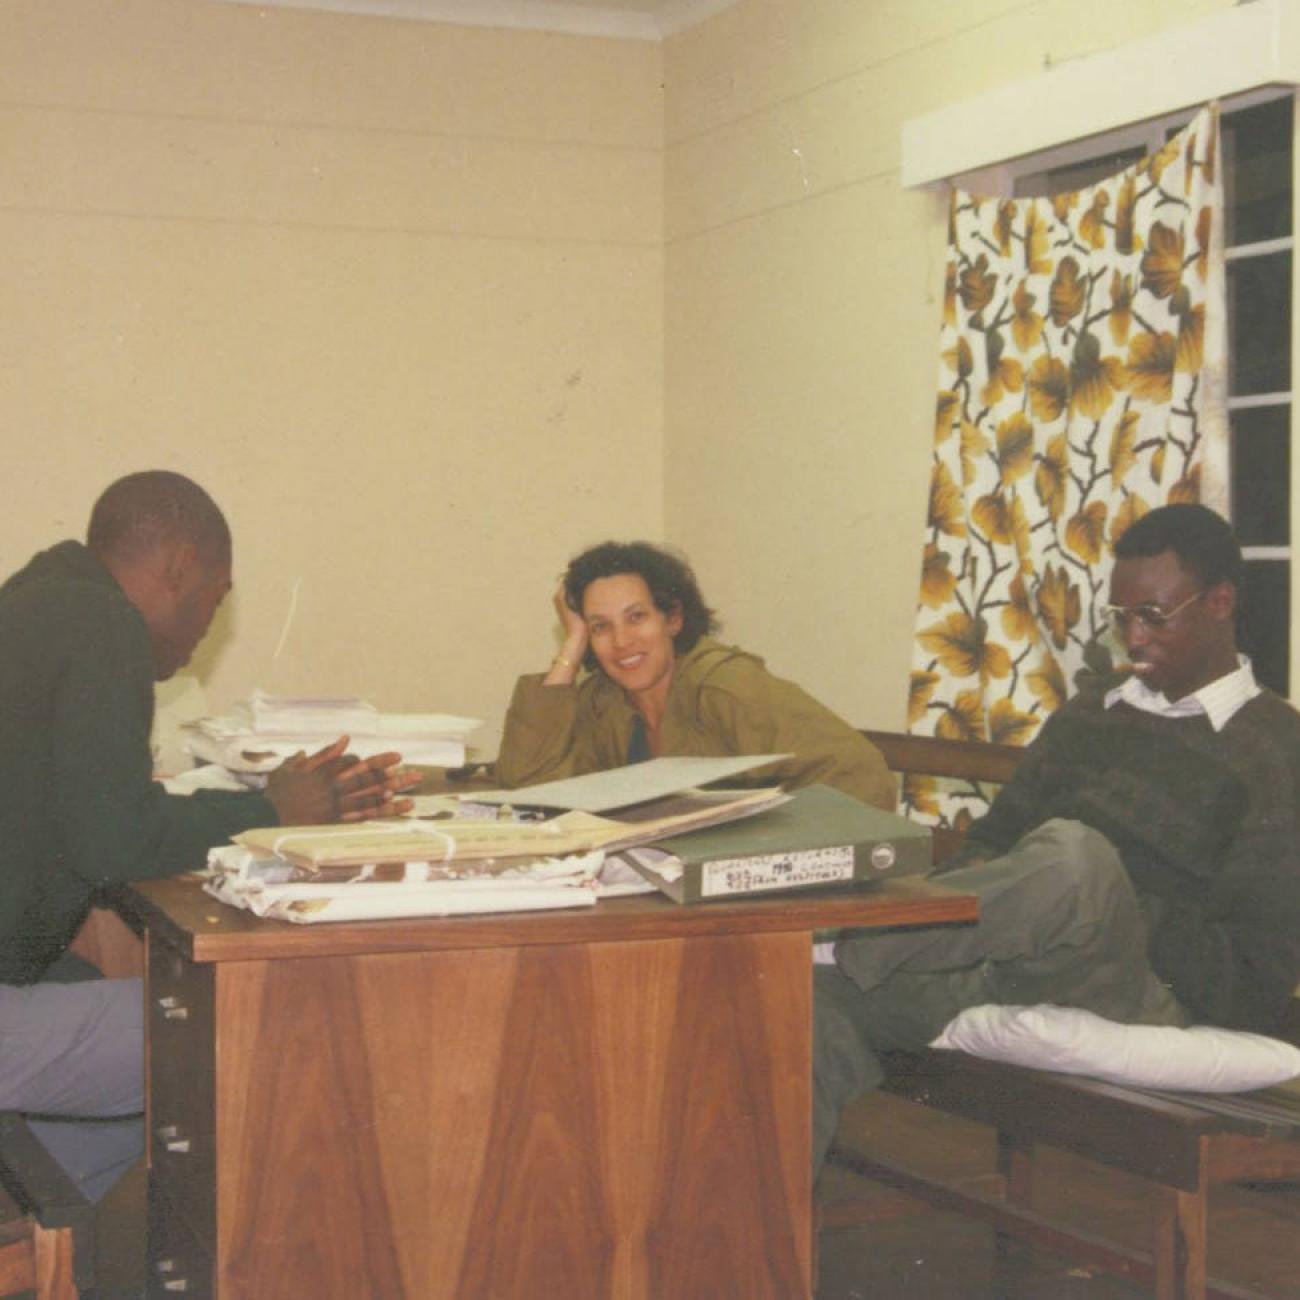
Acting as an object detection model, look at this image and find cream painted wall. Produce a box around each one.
[663,0,1239,731]
[3,0,1280,766]
[0,0,663,755]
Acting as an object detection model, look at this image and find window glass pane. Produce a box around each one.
[1238,559,1289,696]
[1227,251,1291,395]
[1230,405,1290,546]
[1221,96,1294,246]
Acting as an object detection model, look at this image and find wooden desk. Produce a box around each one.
[126,876,976,1300]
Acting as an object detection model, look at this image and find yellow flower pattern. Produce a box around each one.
[936,690,986,743]
[908,106,1225,833]
[902,773,941,818]
[1011,280,1044,353]
[1108,408,1140,487]
[1108,271,1134,346]
[1034,432,1069,521]
[1069,332,1126,421]
[989,698,1039,747]
[995,413,1035,485]
[1127,331,1176,403]
[1140,222,1185,300]
[1027,355,1070,423]
[920,544,958,609]
[908,671,942,727]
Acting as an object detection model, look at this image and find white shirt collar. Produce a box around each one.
[1104,654,1261,731]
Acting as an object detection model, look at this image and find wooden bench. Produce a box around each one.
[824,729,1300,1300]
[0,1115,93,1300]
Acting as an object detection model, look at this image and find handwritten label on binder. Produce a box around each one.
[700,845,855,898]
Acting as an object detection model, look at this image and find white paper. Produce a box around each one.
[201,843,651,925]
[243,689,379,736]
[612,846,684,883]
[204,876,598,922]
[185,717,477,772]
[700,844,856,898]
[407,795,509,821]
[478,754,792,812]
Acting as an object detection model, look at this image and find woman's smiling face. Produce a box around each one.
[581,572,683,705]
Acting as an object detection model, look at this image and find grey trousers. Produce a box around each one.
[812,818,1187,1176]
[0,960,144,1202]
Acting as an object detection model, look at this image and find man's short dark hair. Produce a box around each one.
[87,471,231,568]
[1113,503,1242,591]
[564,540,718,673]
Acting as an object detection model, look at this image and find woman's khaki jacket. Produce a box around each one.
[495,637,895,810]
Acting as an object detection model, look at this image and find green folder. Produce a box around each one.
[626,783,933,904]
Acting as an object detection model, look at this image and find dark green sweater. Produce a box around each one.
[952,679,1300,1032]
[0,541,275,985]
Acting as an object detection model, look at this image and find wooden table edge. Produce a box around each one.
[123,874,978,963]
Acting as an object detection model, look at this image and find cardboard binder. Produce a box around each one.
[626,784,932,904]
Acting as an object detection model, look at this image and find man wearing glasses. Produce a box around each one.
[814,503,1300,1172]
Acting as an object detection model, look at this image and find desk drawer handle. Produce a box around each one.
[157,1126,191,1154]
[157,1259,190,1289]
[156,996,189,1021]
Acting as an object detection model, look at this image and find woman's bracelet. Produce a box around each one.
[552,653,576,670]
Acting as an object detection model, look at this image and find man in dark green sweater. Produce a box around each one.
[0,470,412,1198]
[814,504,1300,1172]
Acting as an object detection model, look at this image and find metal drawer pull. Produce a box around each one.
[157,1259,190,1290]
[157,996,189,1021]
[158,1125,192,1153]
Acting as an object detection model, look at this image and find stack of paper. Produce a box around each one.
[183,691,482,773]
[234,782,788,877]
[203,843,653,923]
[203,756,793,925]
[240,690,379,736]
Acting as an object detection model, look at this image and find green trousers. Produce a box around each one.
[812,818,1187,1175]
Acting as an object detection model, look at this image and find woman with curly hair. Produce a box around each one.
[495,540,894,809]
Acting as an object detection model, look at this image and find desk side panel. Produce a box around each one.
[211,933,810,1299]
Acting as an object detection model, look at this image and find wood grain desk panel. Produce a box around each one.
[130,878,976,1299]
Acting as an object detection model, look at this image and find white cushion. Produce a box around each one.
[931,1003,1300,1092]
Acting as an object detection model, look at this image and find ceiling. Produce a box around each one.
[223,0,740,40]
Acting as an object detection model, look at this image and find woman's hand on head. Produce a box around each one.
[544,583,587,685]
[553,584,587,645]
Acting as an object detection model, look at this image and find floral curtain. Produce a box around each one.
[906,104,1226,832]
